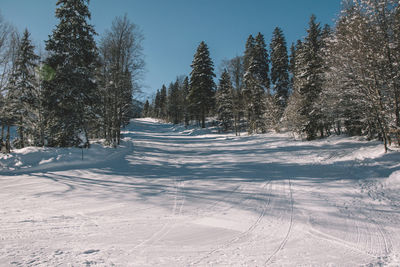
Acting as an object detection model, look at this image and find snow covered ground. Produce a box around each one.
[1,118,400,266]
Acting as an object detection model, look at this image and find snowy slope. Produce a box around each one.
[1,118,400,266]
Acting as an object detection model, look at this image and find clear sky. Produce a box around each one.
[1,0,342,100]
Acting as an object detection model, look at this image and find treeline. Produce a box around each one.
[144,0,400,151]
[0,0,144,152]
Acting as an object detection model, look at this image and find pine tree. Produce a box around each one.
[6,29,39,148]
[167,80,182,124]
[154,89,161,118]
[142,100,150,117]
[188,41,216,128]
[217,70,234,131]
[242,35,255,122]
[221,56,245,135]
[283,40,308,136]
[289,41,299,92]
[43,0,98,147]
[159,85,168,120]
[293,15,325,140]
[243,33,269,133]
[254,33,270,94]
[181,76,190,126]
[243,35,255,75]
[270,27,290,110]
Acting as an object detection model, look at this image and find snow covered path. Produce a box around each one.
[1,118,400,266]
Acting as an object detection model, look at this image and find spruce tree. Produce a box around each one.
[43,0,98,147]
[243,33,269,133]
[293,15,325,140]
[142,100,150,117]
[167,80,182,124]
[243,35,255,75]
[242,35,255,122]
[7,29,39,148]
[217,70,234,131]
[188,41,216,128]
[270,27,290,109]
[289,42,297,92]
[159,85,168,120]
[181,76,190,126]
[284,40,307,136]
[221,56,245,135]
[154,89,161,118]
[254,33,270,93]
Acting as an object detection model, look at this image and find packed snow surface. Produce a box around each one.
[1,118,400,266]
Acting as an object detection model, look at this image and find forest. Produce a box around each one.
[145,0,400,152]
[1,0,400,152]
[0,0,144,151]
[1,1,400,265]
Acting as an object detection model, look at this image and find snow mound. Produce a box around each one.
[135,117,162,123]
[0,141,133,173]
[174,125,219,136]
[383,170,400,189]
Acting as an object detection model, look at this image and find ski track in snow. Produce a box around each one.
[264,179,294,265]
[189,179,273,265]
[133,177,185,253]
[1,118,400,266]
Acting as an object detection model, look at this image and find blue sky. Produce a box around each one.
[1,0,342,100]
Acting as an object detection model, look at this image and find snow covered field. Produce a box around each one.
[1,118,400,266]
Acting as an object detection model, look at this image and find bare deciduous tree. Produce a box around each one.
[98,14,145,146]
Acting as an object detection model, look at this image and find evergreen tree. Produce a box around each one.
[159,84,168,120]
[289,41,299,92]
[142,100,150,117]
[220,56,245,135]
[242,35,255,122]
[243,33,269,133]
[7,29,39,148]
[270,27,290,109]
[154,89,161,118]
[43,0,98,147]
[167,80,182,124]
[188,41,216,128]
[254,33,270,94]
[292,15,325,140]
[243,35,255,75]
[217,70,234,131]
[181,76,190,126]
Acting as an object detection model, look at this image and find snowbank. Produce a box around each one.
[383,170,400,189]
[0,140,133,173]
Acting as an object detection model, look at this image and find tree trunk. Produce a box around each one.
[6,125,11,153]
[18,118,24,148]
[201,108,206,128]
[234,114,238,136]
[1,122,4,143]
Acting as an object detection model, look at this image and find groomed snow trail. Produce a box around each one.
[1,118,400,266]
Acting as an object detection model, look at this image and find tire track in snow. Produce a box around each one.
[264,178,294,265]
[189,179,272,266]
